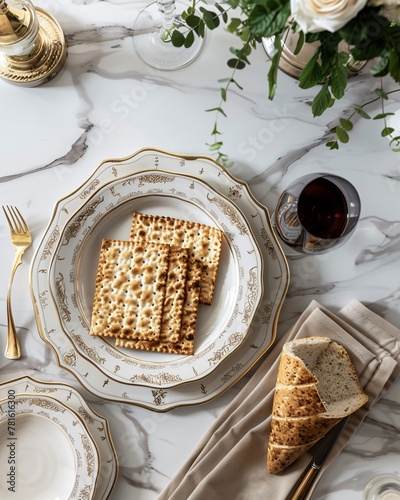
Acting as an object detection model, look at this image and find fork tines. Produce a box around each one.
[3,205,30,235]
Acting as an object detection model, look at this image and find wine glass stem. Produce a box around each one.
[158,0,177,39]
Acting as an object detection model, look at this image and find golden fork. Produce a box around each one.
[3,206,32,359]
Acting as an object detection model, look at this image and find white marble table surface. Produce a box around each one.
[1,1,400,499]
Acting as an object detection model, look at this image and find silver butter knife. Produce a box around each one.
[287,416,349,500]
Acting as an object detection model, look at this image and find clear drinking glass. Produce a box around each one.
[133,0,205,70]
[363,474,400,500]
[274,173,361,254]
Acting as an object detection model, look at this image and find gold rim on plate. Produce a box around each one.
[0,375,118,500]
[0,393,99,499]
[30,148,289,411]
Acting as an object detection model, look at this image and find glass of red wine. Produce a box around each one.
[274,173,361,254]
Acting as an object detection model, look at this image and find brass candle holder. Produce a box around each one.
[0,0,67,87]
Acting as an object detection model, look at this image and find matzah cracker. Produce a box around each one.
[116,258,202,355]
[159,246,189,343]
[89,238,170,341]
[130,212,222,305]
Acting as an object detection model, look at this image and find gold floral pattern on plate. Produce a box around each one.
[43,169,263,389]
[0,394,99,500]
[0,376,118,500]
[30,148,289,411]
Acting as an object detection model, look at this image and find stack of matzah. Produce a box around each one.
[89,212,223,355]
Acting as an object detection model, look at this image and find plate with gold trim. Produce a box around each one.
[0,393,99,499]
[0,375,118,500]
[31,148,289,410]
[39,169,263,388]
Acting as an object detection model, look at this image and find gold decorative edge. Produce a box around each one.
[29,147,289,412]
[0,8,67,87]
[45,167,265,388]
[0,375,119,498]
[0,393,100,497]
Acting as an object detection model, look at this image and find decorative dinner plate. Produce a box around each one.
[46,169,263,388]
[0,393,99,499]
[31,148,289,410]
[0,376,118,500]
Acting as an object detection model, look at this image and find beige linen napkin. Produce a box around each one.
[158,300,400,500]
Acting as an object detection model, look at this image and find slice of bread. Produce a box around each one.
[130,212,222,305]
[267,337,368,474]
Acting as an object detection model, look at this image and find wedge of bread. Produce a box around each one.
[267,337,368,474]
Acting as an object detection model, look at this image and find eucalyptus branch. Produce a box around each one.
[169,1,231,48]
[327,85,400,151]
[206,37,256,167]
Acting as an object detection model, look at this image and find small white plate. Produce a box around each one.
[0,394,99,499]
[0,376,118,500]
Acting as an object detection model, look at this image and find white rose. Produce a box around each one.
[291,0,369,33]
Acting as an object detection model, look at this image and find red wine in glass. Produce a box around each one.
[298,177,348,239]
[275,174,360,254]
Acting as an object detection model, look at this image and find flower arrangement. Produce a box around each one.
[174,0,400,162]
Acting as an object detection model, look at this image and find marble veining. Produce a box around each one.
[1,1,400,499]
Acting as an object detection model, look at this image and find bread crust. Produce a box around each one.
[267,337,368,474]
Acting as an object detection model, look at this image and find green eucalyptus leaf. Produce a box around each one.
[229,47,251,64]
[311,83,332,116]
[215,3,228,23]
[337,51,349,65]
[294,30,305,55]
[240,26,251,42]
[198,20,205,38]
[354,106,371,119]
[227,58,246,69]
[373,112,395,120]
[339,118,353,131]
[299,50,322,89]
[267,35,283,100]
[184,30,195,48]
[331,60,347,100]
[389,49,400,83]
[390,136,400,152]
[206,107,227,117]
[336,126,349,143]
[208,141,223,151]
[185,14,201,30]
[227,18,242,34]
[375,88,388,100]
[326,141,339,150]
[248,3,291,37]
[171,30,185,47]
[382,127,395,137]
[211,124,221,135]
[199,8,220,30]
[370,56,389,77]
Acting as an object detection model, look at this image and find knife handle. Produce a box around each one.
[289,465,319,500]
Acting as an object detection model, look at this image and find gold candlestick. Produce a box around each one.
[0,0,67,86]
